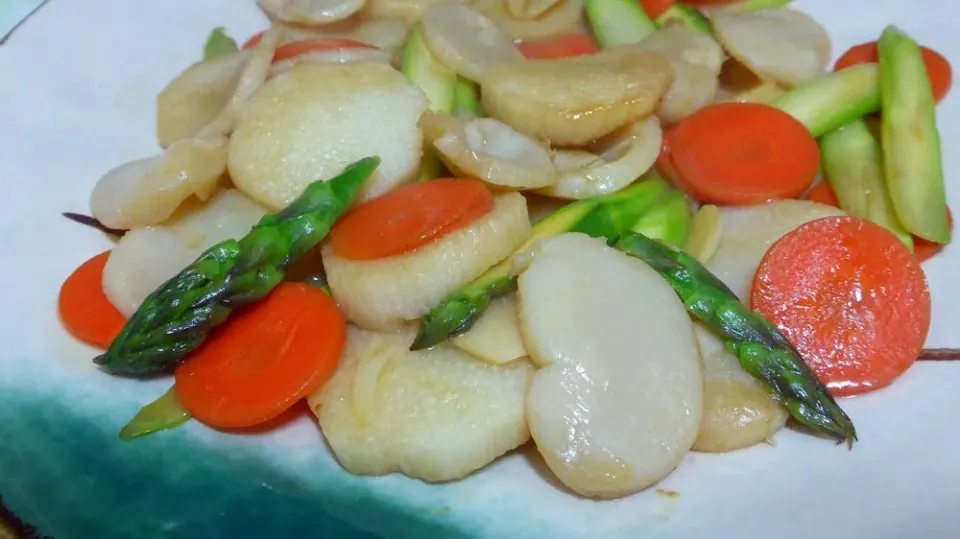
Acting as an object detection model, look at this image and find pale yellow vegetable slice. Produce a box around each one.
[683,204,721,264]
[422,113,558,189]
[715,80,786,104]
[322,193,531,330]
[102,190,268,316]
[452,293,527,364]
[309,325,535,482]
[506,0,561,20]
[538,117,661,199]
[710,8,831,89]
[472,0,584,41]
[258,0,366,25]
[481,48,673,146]
[421,3,524,81]
[228,62,428,210]
[90,137,228,230]
[274,17,411,51]
[360,0,457,22]
[635,26,725,75]
[268,48,393,78]
[518,233,702,499]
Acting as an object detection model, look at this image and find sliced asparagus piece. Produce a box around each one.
[629,187,692,247]
[453,77,485,117]
[95,157,380,376]
[878,25,950,243]
[616,232,857,445]
[585,0,658,48]
[411,178,671,349]
[770,63,879,137]
[820,119,913,247]
[119,385,191,440]
[656,4,713,35]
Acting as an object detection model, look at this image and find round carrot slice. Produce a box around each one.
[175,282,346,429]
[330,178,495,261]
[804,181,840,207]
[914,207,954,263]
[58,251,127,349]
[751,216,931,397]
[667,102,821,205]
[639,0,675,19]
[518,34,600,59]
[834,41,952,103]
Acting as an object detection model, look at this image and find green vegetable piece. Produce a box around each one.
[629,187,693,247]
[616,232,857,446]
[411,178,670,350]
[94,157,381,376]
[770,63,879,137]
[717,0,793,11]
[656,4,713,34]
[453,77,485,117]
[878,25,950,244]
[584,0,657,49]
[119,385,191,441]
[203,27,239,60]
[820,119,914,248]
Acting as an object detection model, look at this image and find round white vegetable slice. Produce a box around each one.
[506,0,561,20]
[275,17,410,52]
[472,0,584,41]
[268,48,393,79]
[710,8,831,89]
[451,293,527,365]
[481,48,673,146]
[360,0,454,22]
[102,189,268,316]
[228,62,428,210]
[309,325,535,482]
[538,117,661,199]
[90,137,228,230]
[636,26,725,75]
[322,192,531,330]
[517,233,702,499]
[421,3,524,81]
[422,113,558,189]
[258,0,365,26]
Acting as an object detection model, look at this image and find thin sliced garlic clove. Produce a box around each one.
[258,0,366,26]
[684,204,721,264]
[422,3,524,81]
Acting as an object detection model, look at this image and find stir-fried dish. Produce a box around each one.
[57,0,953,500]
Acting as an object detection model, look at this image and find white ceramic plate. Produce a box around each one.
[1,1,959,537]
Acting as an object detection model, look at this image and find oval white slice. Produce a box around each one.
[473,0,584,42]
[258,0,366,26]
[506,0,561,19]
[309,325,535,482]
[269,48,393,78]
[518,233,702,499]
[422,3,524,81]
[636,26,725,75]
[452,293,528,365]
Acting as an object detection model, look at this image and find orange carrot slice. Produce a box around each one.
[834,41,952,103]
[751,216,931,397]
[518,34,600,59]
[242,32,378,60]
[640,0,675,19]
[58,251,127,349]
[804,181,840,207]
[666,102,820,205]
[329,178,494,261]
[175,282,346,429]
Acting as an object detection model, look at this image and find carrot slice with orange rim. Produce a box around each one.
[175,282,346,429]
[666,102,820,205]
[834,41,953,103]
[804,181,840,207]
[242,31,379,60]
[59,251,127,349]
[751,216,931,397]
[639,0,675,19]
[330,178,495,261]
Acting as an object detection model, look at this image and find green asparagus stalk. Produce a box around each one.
[629,186,692,247]
[453,77,485,118]
[119,385,192,440]
[95,157,380,376]
[616,232,857,445]
[411,177,672,350]
[715,0,792,12]
[203,27,239,60]
[770,63,879,137]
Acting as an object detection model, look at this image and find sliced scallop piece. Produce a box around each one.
[710,8,831,89]
[517,233,702,499]
[481,48,672,146]
[636,26,725,75]
[422,113,558,189]
[421,3,524,81]
[90,137,228,230]
[322,192,531,330]
[506,0,561,20]
[538,117,661,199]
[359,0,456,22]
[452,293,527,365]
[309,325,535,482]
[102,189,268,316]
[268,48,393,78]
[276,17,411,51]
[228,62,428,210]
[258,0,366,25]
[473,0,584,41]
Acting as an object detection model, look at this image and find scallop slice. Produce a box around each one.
[421,113,558,189]
[636,26,725,75]
[360,0,457,22]
[102,189,268,316]
[506,0,561,20]
[451,293,527,365]
[710,8,831,89]
[322,192,531,330]
[268,48,393,78]
[421,3,524,81]
[258,0,365,25]
[518,233,702,499]
[472,0,584,41]
[228,62,428,210]
[309,325,535,482]
[537,117,661,200]
[275,17,411,51]
[481,48,673,146]
[90,137,228,230]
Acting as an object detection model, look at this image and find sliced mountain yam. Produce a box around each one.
[452,293,528,365]
[422,3,524,81]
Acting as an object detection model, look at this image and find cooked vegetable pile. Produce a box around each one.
[57,0,952,500]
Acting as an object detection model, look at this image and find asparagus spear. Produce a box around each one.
[119,385,191,440]
[411,177,673,350]
[95,157,380,376]
[770,63,879,137]
[616,232,857,445]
